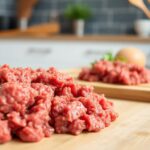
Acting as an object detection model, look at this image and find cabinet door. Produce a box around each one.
[0,39,149,68]
[0,39,53,68]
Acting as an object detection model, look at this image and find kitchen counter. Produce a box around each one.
[1,98,150,150]
[0,31,150,43]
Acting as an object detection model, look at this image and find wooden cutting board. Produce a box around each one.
[1,99,150,150]
[62,69,150,102]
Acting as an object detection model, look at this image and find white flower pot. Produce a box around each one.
[74,19,85,36]
[18,18,28,31]
[134,19,150,37]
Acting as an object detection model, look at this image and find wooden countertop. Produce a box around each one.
[1,69,150,149]
[0,31,150,43]
[1,99,150,150]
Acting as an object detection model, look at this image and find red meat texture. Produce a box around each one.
[0,65,118,144]
[78,60,150,85]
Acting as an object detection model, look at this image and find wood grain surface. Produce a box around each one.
[1,99,150,150]
[0,22,60,36]
[1,69,150,149]
[0,34,150,43]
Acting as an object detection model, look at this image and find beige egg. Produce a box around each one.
[115,47,146,67]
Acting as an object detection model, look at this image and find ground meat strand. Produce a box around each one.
[0,120,11,143]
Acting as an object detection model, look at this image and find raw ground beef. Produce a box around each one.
[78,60,150,85]
[0,65,118,144]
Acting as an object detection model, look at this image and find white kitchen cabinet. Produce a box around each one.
[0,39,150,69]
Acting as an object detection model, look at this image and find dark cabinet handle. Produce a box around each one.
[27,48,52,55]
[84,49,110,56]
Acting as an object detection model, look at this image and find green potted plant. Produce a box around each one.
[64,4,91,36]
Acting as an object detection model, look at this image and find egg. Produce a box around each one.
[115,47,146,67]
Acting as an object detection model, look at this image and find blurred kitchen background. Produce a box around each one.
[0,0,150,69]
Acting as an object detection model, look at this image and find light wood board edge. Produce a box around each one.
[62,68,150,102]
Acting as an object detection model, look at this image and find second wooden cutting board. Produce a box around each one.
[62,69,150,102]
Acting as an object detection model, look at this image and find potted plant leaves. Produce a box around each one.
[64,4,91,36]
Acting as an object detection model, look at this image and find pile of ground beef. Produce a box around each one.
[0,64,118,144]
[78,60,150,85]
